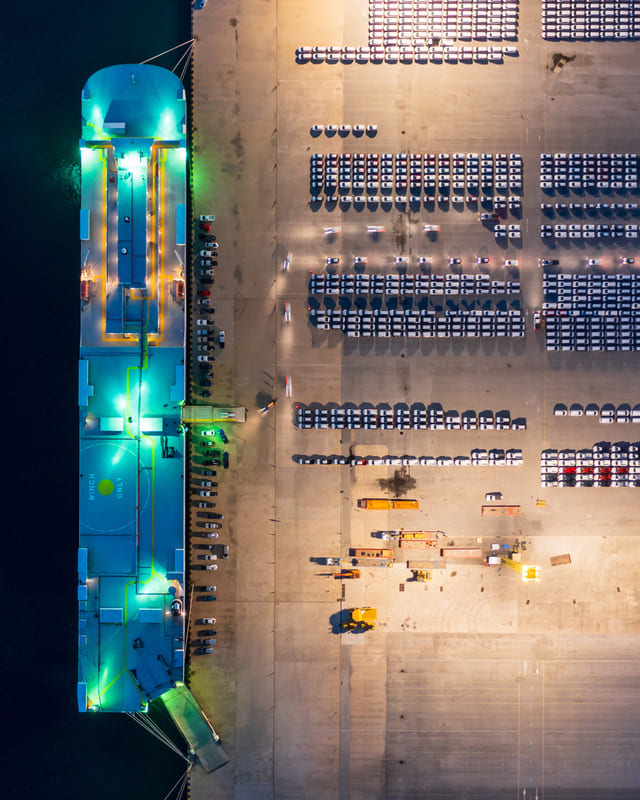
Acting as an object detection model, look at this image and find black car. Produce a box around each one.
[211,545,229,559]
[200,390,211,397]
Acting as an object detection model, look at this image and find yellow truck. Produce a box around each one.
[342,607,377,632]
[358,498,419,510]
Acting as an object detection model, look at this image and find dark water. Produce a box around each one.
[2,1,191,797]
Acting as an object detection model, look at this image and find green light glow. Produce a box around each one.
[111,445,126,466]
[139,572,168,594]
[86,104,107,139]
[158,108,177,140]
[114,393,127,415]
[119,151,146,180]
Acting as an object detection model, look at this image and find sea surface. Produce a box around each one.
[2,1,192,798]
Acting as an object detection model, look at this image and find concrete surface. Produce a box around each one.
[188,1,640,798]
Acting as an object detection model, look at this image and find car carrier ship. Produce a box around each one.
[77,63,226,771]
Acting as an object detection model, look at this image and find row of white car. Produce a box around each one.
[542,443,640,462]
[296,45,516,64]
[544,272,640,283]
[310,309,526,337]
[542,24,640,40]
[543,315,640,351]
[308,273,520,295]
[309,194,517,207]
[310,124,378,136]
[554,402,640,421]
[541,201,640,215]
[294,405,525,431]
[545,339,640,352]
[540,223,640,238]
[294,449,524,466]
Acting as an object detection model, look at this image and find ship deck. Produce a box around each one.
[78,64,188,713]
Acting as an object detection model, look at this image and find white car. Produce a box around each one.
[283,302,291,323]
[199,214,215,222]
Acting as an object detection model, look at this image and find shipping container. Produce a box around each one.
[358,498,419,510]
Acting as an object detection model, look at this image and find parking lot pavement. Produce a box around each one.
[190,0,640,797]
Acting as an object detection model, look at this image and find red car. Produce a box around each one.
[198,289,211,297]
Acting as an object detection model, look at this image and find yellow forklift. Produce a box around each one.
[410,569,432,582]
